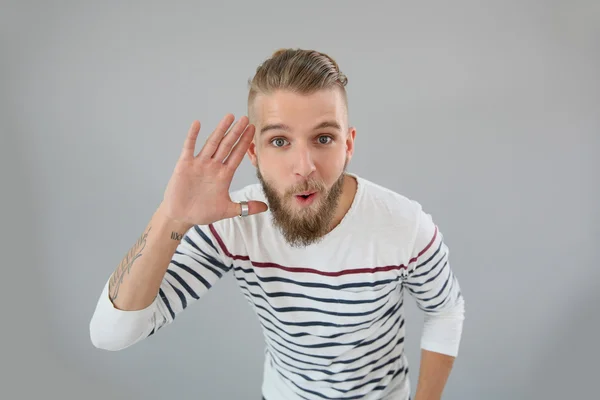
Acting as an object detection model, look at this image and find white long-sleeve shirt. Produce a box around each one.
[90,173,465,400]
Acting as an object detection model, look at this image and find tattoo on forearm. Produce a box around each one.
[109,226,151,301]
[171,231,183,241]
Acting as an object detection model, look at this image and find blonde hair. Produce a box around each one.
[247,48,348,121]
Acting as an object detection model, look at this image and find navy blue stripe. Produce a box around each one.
[411,250,446,279]
[424,276,455,310]
[183,235,205,254]
[170,260,213,289]
[410,268,450,301]
[158,288,175,320]
[265,336,338,362]
[269,333,404,377]
[332,366,405,394]
[276,352,403,388]
[263,306,402,363]
[421,271,451,302]
[237,283,392,318]
[336,353,403,386]
[166,269,198,301]
[404,260,448,288]
[235,274,396,306]
[193,225,218,254]
[190,228,232,274]
[393,365,406,379]
[242,290,366,340]
[236,280,404,341]
[166,279,188,309]
[195,244,231,273]
[370,364,407,392]
[269,314,405,370]
[255,297,403,352]
[333,320,405,366]
[272,335,406,399]
[269,317,405,370]
[181,236,230,275]
[249,300,373,329]
[235,265,400,291]
[412,239,444,273]
[173,251,225,279]
[237,282,400,335]
[352,310,405,351]
[199,251,231,274]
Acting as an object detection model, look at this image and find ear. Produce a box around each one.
[345,126,356,161]
[247,138,258,167]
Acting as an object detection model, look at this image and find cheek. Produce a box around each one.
[259,163,287,192]
[316,152,346,177]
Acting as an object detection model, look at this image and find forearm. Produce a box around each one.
[108,203,193,311]
[413,295,464,399]
[413,349,455,400]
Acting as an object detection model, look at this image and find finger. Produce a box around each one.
[180,120,201,160]
[212,116,249,161]
[223,123,255,168]
[196,114,235,160]
[225,200,268,219]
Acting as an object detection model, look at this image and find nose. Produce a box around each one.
[292,144,316,178]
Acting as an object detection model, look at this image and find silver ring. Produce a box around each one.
[239,200,249,217]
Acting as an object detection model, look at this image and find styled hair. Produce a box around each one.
[247,48,348,121]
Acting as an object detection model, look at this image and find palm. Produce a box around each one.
[162,114,267,226]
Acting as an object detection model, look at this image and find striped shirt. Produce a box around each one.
[90,173,465,400]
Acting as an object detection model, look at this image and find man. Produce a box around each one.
[90,48,465,400]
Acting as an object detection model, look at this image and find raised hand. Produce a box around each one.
[160,114,268,226]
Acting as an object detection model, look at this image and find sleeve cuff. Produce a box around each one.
[89,277,157,351]
[419,302,465,357]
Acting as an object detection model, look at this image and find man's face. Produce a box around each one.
[247,88,356,247]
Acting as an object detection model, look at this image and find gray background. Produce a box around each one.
[2,1,598,399]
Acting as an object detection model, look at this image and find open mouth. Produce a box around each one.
[294,192,317,204]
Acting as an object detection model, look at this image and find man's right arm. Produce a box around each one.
[89,203,233,351]
[107,204,194,312]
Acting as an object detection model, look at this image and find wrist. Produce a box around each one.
[155,203,195,235]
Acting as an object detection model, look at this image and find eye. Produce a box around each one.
[270,138,288,147]
[318,135,333,144]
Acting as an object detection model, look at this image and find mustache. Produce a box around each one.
[284,179,326,196]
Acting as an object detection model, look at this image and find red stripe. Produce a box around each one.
[209,223,250,261]
[252,261,407,277]
[407,225,438,265]
[208,223,438,276]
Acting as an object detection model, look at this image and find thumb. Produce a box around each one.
[226,200,268,219]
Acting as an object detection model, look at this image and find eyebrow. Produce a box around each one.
[260,120,342,135]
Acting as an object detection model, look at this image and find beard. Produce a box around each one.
[256,161,347,248]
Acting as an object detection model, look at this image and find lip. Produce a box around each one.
[294,191,318,206]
